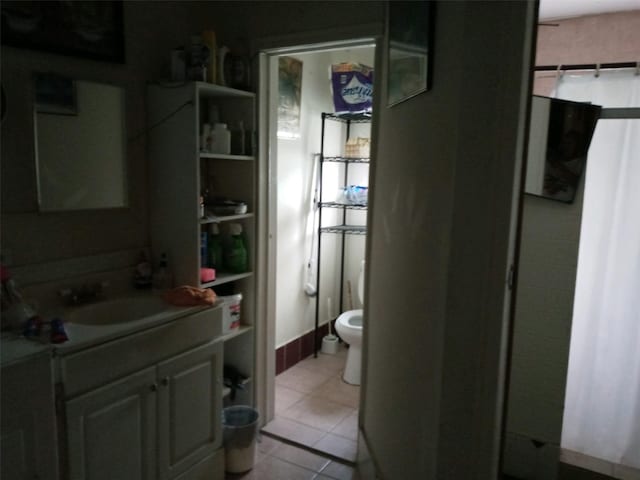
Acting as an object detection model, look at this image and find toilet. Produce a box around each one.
[335,261,365,385]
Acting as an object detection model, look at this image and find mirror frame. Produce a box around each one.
[32,74,129,212]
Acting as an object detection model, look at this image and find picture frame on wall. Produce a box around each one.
[387,0,435,106]
[1,1,125,63]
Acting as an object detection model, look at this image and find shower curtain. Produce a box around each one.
[557,70,640,469]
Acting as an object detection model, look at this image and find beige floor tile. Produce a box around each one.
[276,364,335,394]
[311,375,360,409]
[276,385,308,414]
[251,455,317,480]
[318,460,358,480]
[271,442,331,472]
[262,417,326,448]
[330,410,358,441]
[313,433,358,463]
[257,433,282,456]
[297,350,348,375]
[280,396,353,432]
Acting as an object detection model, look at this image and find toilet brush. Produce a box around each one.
[321,297,339,354]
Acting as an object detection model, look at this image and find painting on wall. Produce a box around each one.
[278,56,303,139]
[387,0,434,106]
[1,1,125,63]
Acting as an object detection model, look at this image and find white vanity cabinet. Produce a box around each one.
[1,350,58,480]
[60,306,225,480]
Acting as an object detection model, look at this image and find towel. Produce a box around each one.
[163,286,216,306]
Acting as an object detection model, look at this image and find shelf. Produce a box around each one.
[320,202,367,210]
[200,213,254,224]
[320,225,367,235]
[202,271,253,288]
[322,156,370,164]
[199,153,255,161]
[220,325,253,343]
[323,112,372,123]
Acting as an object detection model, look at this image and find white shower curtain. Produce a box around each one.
[557,70,640,469]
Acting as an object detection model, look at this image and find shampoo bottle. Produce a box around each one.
[207,223,223,269]
[225,223,247,273]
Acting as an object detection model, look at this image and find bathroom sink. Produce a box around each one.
[65,296,168,326]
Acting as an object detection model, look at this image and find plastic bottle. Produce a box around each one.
[210,123,231,154]
[208,223,224,269]
[225,223,248,273]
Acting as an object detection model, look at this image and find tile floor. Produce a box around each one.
[262,344,360,463]
[225,434,362,480]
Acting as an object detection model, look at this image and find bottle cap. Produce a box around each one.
[230,223,242,235]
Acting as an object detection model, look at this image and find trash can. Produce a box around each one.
[222,405,259,473]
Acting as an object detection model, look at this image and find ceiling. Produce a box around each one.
[538,0,640,20]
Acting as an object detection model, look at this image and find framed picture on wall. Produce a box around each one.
[1,1,125,63]
[387,0,435,106]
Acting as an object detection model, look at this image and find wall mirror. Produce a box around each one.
[525,95,601,203]
[387,0,434,106]
[33,73,128,211]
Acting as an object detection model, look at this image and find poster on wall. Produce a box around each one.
[278,56,303,139]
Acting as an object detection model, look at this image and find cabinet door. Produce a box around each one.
[156,340,223,480]
[65,367,157,480]
[1,352,58,480]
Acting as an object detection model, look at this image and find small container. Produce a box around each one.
[210,123,231,154]
[219,293,242,333]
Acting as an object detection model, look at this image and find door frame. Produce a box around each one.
[254,26,382,426]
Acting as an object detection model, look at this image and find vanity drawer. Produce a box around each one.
[61,306,222,398]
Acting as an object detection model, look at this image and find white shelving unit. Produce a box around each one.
[148,81,256,407]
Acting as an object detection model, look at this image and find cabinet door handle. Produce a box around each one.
[161,377,169,387]
[150,383,158,392]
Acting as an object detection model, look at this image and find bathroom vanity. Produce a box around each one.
[1,297,227,480]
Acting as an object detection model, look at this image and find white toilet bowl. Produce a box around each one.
[334,261,365,385]
[335,309,363,385]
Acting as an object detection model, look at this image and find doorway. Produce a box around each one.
[259,39,377,463]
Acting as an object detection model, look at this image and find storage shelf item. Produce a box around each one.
[200,213,254,225]
[320,225,367,235]
[320,202,367,210]
[314,112,371,355]
[322,156,370,164]
[148,81,257,410]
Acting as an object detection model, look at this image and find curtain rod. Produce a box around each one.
[535,61,638,72]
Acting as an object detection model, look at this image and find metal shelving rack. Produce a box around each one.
[314,112,371,356]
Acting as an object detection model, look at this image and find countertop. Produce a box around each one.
[1,292,222,365]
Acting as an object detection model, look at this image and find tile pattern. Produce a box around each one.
[225,434,362,480]
[276,324,331,375]
[264,344,360,463]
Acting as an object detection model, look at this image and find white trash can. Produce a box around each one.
[222,405,259,473]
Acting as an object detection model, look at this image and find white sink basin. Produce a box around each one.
[66,296,168,326]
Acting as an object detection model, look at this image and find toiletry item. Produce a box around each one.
[199,195,206,218]
[23,315,43,338]
[187,35,209,81]
[201,231,209,267]
[209,123,231,154]
[50,318,68,344]
[134,252,153,288]
[207,223,223,269]
[231,120,246,155]
[200,267,216,283]
[218,46,230,86]
[225,223,248,273]
[201,123,212,152]
[153,253,173,290]
[219,293,242,333]
[201,29,218,84]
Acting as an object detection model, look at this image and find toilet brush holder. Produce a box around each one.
[321,334,339,354]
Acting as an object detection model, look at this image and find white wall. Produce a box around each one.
[275,47,374,348]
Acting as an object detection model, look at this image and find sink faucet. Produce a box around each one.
[59,280,110,306]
